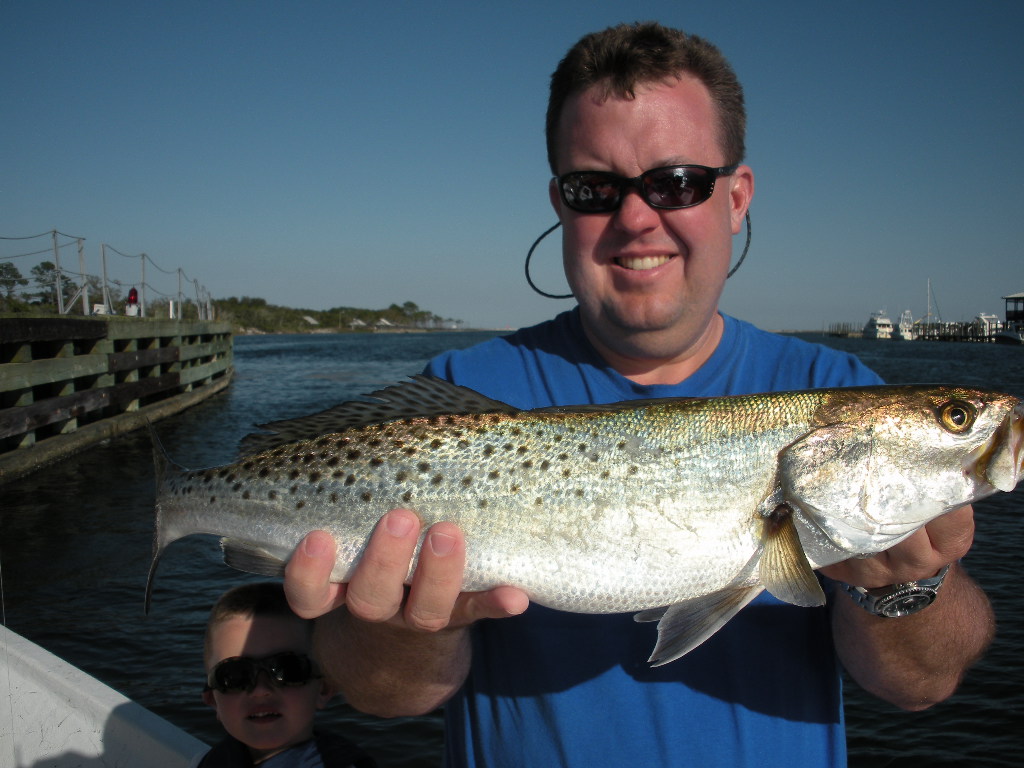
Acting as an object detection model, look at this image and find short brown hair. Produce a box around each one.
[545,22,746,173]
[203,581,311,665]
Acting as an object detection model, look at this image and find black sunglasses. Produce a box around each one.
[206,651,320,694]
[557,163,738,214]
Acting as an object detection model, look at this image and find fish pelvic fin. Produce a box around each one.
[239,375,520,454]
[760,503,826,607]
[221,538,288,577]
[145,421,189,614]
[635,586,764,666]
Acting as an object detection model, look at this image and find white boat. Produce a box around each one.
[0,624,208,766]
[893,310,916,341]
[863,311,894,339]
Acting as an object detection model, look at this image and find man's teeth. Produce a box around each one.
[617,255,671,271]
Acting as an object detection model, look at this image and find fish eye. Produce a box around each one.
[938,400,976,434]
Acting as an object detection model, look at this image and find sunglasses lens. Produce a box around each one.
[560,173,622,212]
[211,659,255,693]
[267,653,313,686]
[643,166,712,208]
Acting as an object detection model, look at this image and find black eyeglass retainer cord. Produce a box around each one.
[524,211,752,300]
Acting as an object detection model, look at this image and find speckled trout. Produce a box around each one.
[147,376,1024,664]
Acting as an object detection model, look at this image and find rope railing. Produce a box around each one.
[0,230,215,320]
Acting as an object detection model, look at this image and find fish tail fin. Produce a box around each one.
[145,421,189,614]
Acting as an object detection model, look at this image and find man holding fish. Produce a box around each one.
[283,22,997,767]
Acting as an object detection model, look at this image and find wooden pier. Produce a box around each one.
[0,317,233,483]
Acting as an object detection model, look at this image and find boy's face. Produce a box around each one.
[203,613,333,759]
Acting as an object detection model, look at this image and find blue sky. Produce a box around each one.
[3,1,1022,331]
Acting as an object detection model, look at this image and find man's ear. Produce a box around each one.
[549,177,563,218]
[202,688,217,709]
[728,165,754,234]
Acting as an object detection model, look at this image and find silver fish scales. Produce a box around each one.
[148,376,1024,664]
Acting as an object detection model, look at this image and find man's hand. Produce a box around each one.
[820,505,976,588]
[283,509,529,631]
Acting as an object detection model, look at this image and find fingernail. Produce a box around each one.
[429,531,456,557]
[303,532,329,557]
[385,511,415,538]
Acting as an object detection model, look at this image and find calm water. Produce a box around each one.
[1,331,1022,766]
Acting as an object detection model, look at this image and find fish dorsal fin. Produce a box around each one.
[239,375,519,454]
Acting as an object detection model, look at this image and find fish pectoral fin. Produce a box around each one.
[760,505,826,607]
[634,586,763,666]
[221,538,288,577]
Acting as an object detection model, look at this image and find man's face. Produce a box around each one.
[203,614,332,760]
[549,74,753,372]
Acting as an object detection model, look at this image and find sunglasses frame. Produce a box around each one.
[557,163,739,214]
[205,651,320,694]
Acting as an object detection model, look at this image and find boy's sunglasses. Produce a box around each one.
[206,651,320,694]
[557,163,738,214]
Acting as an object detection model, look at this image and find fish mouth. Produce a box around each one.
[966,401,1024,493]
[615,254,674,271]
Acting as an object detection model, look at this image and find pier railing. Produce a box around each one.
[0,317,232,482]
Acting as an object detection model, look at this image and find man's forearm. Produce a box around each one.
[832,563,994,711]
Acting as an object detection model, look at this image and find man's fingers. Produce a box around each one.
[403,523,467,632]
[344,509,422,623]
[284,530,346,619]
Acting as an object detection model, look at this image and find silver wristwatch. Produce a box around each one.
[837,564,951,618]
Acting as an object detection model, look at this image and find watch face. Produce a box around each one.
[878,590,936,618]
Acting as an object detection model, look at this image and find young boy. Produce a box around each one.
[196,581,376,767]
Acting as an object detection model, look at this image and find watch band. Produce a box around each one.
[838,564,951,618]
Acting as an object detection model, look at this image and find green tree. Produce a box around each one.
[0,262,29,307]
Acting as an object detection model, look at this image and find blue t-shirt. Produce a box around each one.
[424,310,882,768]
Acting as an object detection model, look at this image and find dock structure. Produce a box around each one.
[0,317,232,483]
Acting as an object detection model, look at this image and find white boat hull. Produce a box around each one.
[0,625,207,766]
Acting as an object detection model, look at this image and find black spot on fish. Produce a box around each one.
[243,462,255,471]
[309,472,321,483]
[362,491,373,502]
[258,467,270,478]
[232,483,242,492]
[290,485,299,494]
[417,462,431,473]
[574,489,585,498]
[517,446,528,455]
[345,475,356,486]
[404,446,418,456]
[462,476,473,486]
[600,470,610,479]
[488,470,500,480]
[534,497,544,506]
[458,439,470,449]
[562,469,572,478]
[431,474,444,486]
[330,492,339,504]
[347,450,361,460]
[289,469,301,480]
[402,491,413,503]
[242,490,251,500]
[522,460,533,470]
[627,466,638,475]
[326,456,340,467]
[483,445,495,456]
[478,499,489,509]
[540,460,550,471]
[296,501,305,510]
[268,491,278,501]
[430,438,442,449]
